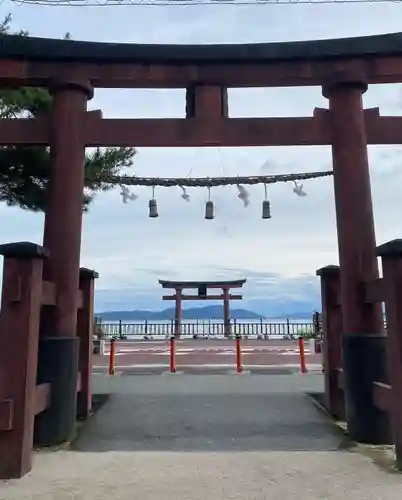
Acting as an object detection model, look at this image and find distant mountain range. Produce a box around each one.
[96,305,313,321]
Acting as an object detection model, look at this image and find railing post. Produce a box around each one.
[0,242,48,479]
[377,239,402,466]
[76,268,99,420]
[316,265,345,420]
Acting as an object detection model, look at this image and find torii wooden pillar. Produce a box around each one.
[158,280,246,337]
[37,79,93,445]
[322,77,389,443]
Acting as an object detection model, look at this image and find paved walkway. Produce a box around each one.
[0,373,401,499]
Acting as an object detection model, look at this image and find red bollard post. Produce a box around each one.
[298,336,308,374]
[170,336,176,373]
[235,334,243,374]
[108,338,116,375]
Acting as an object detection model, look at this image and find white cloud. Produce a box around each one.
[2,1,402,312]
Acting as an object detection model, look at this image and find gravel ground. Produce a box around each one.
[0,373,401,500]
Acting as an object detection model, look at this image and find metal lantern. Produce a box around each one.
[262,199,271,219]
[149,198,159,218]
[262,183,271,220]
[149,185,159,218]
[205,186,215,220]
[205,200,215,220]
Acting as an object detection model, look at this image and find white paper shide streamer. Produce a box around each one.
[116,160,327,218]
[119,185,137,203]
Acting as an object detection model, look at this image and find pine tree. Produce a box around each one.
[0,14,135,212]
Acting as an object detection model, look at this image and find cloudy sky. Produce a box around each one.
[1,0,402,314]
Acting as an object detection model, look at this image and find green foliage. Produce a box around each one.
[0,15,136,212]
[295,326,317,339]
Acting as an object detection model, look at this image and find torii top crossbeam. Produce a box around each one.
[158,279,246,288]
[158,279,247,337]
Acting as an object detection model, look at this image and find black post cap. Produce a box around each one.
[316,265,340,277]
[79,267,99,279]
[376,239,402,258]
[0,241,49,259]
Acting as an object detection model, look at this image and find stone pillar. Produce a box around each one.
[76,268,99,420]
[323,79,388,442]
[174,287,182,338]
[316,265,345,420]
[0,242,47,479]
[36,80,93,445]
[223,287,231,338]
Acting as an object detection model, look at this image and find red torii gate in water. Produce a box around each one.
[158,279,247,337]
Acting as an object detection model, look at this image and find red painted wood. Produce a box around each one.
[317,266,345,420]
[0,400,13,431]
[0,253,44,478]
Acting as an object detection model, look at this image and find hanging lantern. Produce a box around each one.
[149,185,159,218]
[262,184,271,220]
[149,199,158,218]
[205,200,215,220]
[205,186,214,219]
[262,200,271,219]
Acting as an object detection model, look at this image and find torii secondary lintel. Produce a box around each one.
[2,106,402,147]
[158,279,246,338]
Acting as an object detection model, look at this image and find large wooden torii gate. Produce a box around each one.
[159,279,246,337]
[1,31,402,478]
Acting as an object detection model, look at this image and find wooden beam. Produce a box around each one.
[0,116,329,147]
[2,55,402,88]
[336,368,345,391]
[34,383,51,416]
[86,114,402,147]
[366,116,402,145]
[2,113,402,147]
[0,117,49,145]
[159,280,245,289]
[163,294,243,300]
[0,399,13,431]
[372,381,392,413]
[0,111,98,146]
[85,117,330,147]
